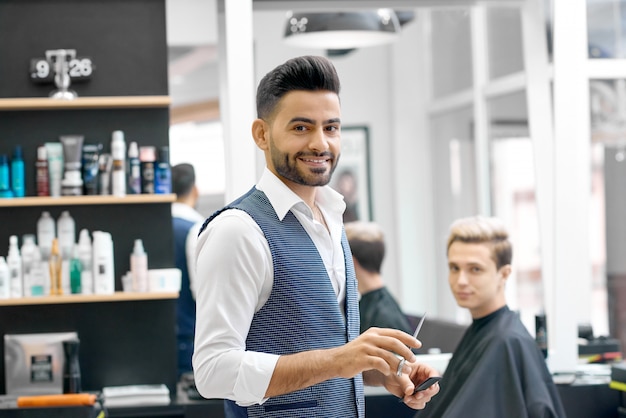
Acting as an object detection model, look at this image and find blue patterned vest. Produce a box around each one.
[202,187,364,418]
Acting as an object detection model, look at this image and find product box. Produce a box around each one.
[4,332,78,396]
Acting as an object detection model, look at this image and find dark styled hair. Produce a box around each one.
[256,55,341,120]
[345,221,385,274]
[171,163,196,198]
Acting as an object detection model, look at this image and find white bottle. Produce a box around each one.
[37,211,56,259]
[30,246,46,296]
[111,130,127,197]
[130,239,148,292]
[78,229,94,294]
[57,210,76,260]
[7,235,23,298]
[92,231,115,294]
[20,234,38,297]
[0,256,9,299]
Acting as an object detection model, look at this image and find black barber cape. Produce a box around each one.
[417,306,566,418]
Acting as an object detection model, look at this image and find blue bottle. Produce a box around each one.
[154,146,171,194]
[11,146,25,197]
[0,155,14,198]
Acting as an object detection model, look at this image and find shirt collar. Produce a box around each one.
[172,202,205,223]
[256,167,346,221]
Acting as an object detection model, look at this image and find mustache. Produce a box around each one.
[295,151,337,159]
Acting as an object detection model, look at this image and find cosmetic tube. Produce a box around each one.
[60,135,84,172]
[60,135,84,196]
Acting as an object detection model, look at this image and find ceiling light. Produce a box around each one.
[283,9,401,50]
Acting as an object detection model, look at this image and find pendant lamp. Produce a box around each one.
[283,9,401,50]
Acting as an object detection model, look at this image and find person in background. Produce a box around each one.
[192,55,439,418]
[345,221,413,335]
[417,216,566,418]
[171,163,205,378]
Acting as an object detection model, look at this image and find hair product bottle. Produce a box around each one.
[139,146,156,194]
[30,244,46,296]
[35,145,49,196]
[111,130,127,197]
[0,256,10,299]
[69,246,82,294]
[11,146,25,197]
[7,235,23,298]
[78,229,93,294]
[49,238,62,295]
[92,231,115,294]
[37,211,56,259]
[0,154,13,198]
[154,146,171,194]
[127,141,141,194]
[57,211,76,260]
[20,234,38,297]
[62,339,82,394]
[130,238,148,292]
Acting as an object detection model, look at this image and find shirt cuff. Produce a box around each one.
[232,351,280,406]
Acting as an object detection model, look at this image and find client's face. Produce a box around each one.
[447,241,507,319]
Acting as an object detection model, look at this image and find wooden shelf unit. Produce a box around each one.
[0,194,175,207]
[0,96,170,110]
[0,291,178,306]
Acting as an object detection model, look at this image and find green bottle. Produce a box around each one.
[69,247,82,294]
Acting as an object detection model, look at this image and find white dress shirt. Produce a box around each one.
[172,202,205,298]
[192,168,347,405]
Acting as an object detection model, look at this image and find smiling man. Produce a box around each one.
[417,216,565,418]
[192,56,439,418]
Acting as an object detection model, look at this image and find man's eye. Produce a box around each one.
[294,125,307,131]
[326,126,339,132]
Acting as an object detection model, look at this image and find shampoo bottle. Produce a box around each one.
[57,211,76,260]
[78,229,93,294]
[37,211,56,259]
[130,239,148,292]
[111,130,127,197]
[49,238,62,295]
[11,146,25,197]
[7,235,22,298]
[92,231,115,294]
[0,256,9,299]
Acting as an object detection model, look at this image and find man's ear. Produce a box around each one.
[252,118,269,150]
[499,264,512,282]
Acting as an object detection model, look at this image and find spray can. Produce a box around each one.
[111,130,127,197]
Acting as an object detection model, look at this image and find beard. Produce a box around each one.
[270,140,339,187]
